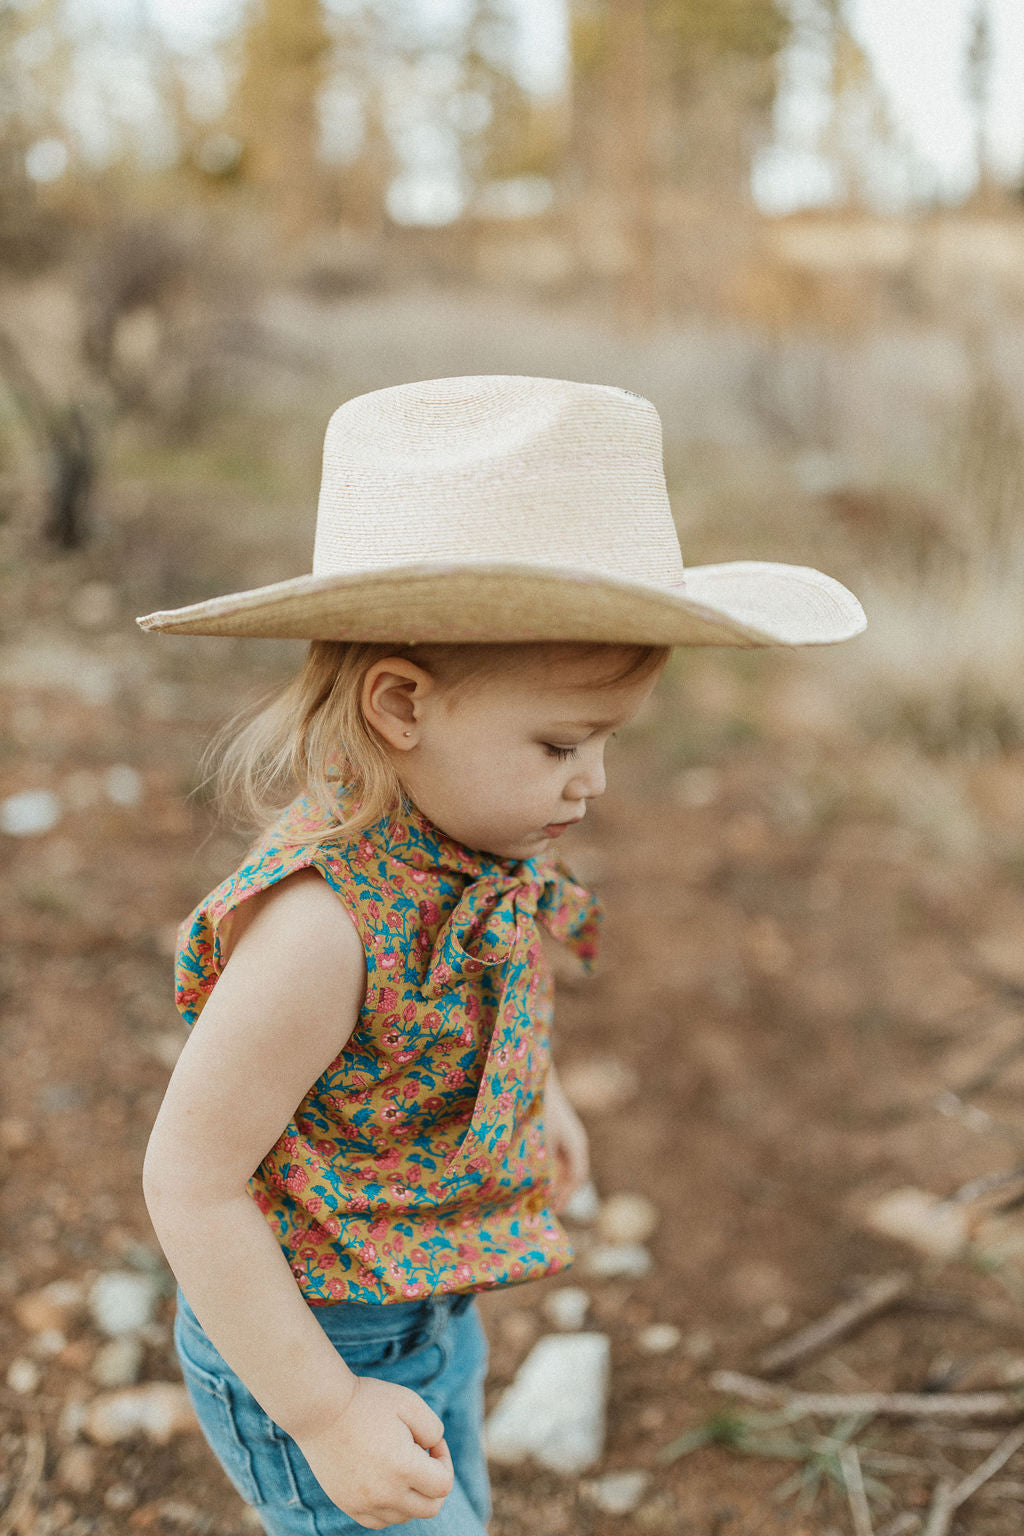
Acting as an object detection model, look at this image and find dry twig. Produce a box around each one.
[920,1479,956,1536]
[0,1418,46,1536]
[911,1423,1024,1536]
[840,1444,875,1536]
[757,1274,910,1377]
[710,1370,1024,1422]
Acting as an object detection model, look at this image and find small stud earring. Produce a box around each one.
[403,730,411,737]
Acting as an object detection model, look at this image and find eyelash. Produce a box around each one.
[544,744,579,761]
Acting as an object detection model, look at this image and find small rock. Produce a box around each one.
[6,1356,41,1394]
[92,1335,144,1388]
[104,1482,137,1511]
[84,1383,197,1445]
[0,1117,30,1152]
[56,1445,97,1494]
[542,1287,591,1331]
[1,788,61,837]
[861,1187,969,1261]
[583,1469,651,1516]
[104,765,143,808]
[31,1329,68,1358]
[562,1180,601,1225]
[485,1333,610,1473]
[15,1278,86,1333]
[584,1243,652,1280]
[596,1193,658,1245]
[58,1395,90,1442]
[559,1058,639,1114]
[89,1270,160,1336]
[637,1323,681,1355]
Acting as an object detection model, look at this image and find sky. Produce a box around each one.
[25,0,1024,216]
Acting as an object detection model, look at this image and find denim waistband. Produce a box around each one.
[176,1286,474,1353]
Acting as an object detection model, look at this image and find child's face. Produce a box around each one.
[376,648,665,861]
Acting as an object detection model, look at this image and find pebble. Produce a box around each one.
[56,1445,97,1494]
[584,1243,652,1280]
[92,1335,144,1388]
[31,1328,68,1358]
[562,1180,601,1225]
[596,1193,659,1245]
[89,1270,161,1336]
[559,1058,639,1114]
[84,1384,197,1445]
[104,764,143,808]
[6,1356,41,1394]
[1,788,61,837]
[542,1287,591,1331]
[637,1323,681,1355]
[861,1187,969,1261]
[485,1333,610,1473]
[104,1482,137,1511]
[16,1279,86,1333]
[583,1469,651,1516]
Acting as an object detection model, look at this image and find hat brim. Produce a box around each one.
[135,559,865,648]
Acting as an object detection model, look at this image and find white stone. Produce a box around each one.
[542,1287,591,1331]
[6,1356,41,1394]
[562,1180,601,1225]
[596,1193,659,1245]
[1,789,61,837]
[485,1333,610,1473]
[84,1384,197,1445]
[559,1058,639,1114]
[637,1323,681,1355]
[31,1328,67,1358]
[92,1335,144,1388]
[583,1469,651,1515]
[584,1243,652,1280]
[89,1271,160,1336]
[861,1187,969,1261]
[104,765,143,808]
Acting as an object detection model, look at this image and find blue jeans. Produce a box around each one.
[173,1289,491,1535]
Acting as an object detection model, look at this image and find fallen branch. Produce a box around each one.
[757,1274,910,1377]
[920,1479,955,1536]
[710,1371,1024,1423]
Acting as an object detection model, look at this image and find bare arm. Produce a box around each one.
[144,868,453,1524]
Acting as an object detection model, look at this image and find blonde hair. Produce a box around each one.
[208,640,669,846]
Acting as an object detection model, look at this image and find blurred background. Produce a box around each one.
[4,2,1024,1533]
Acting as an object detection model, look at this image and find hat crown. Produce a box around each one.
[312,375,685,587]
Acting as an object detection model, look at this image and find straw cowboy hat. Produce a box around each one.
[136,375,865,647]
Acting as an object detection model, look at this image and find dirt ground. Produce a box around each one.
[4,498,1024,1536]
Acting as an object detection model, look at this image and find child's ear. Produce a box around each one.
[361,658,434,750]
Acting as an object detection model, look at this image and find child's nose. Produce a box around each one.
[567,759,606,800]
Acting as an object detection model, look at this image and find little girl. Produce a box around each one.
[138,375,864,1535]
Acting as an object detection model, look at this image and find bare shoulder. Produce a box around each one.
[222,865,363,971]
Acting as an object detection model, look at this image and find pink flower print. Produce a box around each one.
[402,1280,425,1299]
[368,1217,388,1239]
[315,1139,335,1161]
[498,1091,514,1113]
[378,985,399,1013]
[423,1095,443,1112]
[281,1136,300,1155]
[453,1264,473,1286]
[381,1105,402,1122]
[410,869,427,884]
[424,1010,441,1031]
[403,1002,417,1023]
[348,1194,370,1212]
[306,1196,323,1215]
[378,952,398,972]
[366,899,381,922]
[199,976,217,994]
[445,1068,466,1088]
[285,1167,308,1193]
[509,1261,524,1280]
[355,839,374,865]
[394,1048,417,1063]
[358,1266,377,1286]
[327,1278,347,1300]
[381,1030,402,1049]
[410,1247,428,1266]
[386,911,403,932]
[418,899,441,926]
[459,1024,474,1046]
[359,1241,377,1263]
[177,988,199,1009]
[254,1191,272,1213]
[465,993,480,1021]
[421,1220,437,1237]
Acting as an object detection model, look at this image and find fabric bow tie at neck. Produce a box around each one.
[423,866,601,999]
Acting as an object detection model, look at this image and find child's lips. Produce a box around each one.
[542,817,583,837]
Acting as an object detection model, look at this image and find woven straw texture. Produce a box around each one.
[137,375,865,648]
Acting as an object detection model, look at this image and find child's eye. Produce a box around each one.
[543,744,579,761]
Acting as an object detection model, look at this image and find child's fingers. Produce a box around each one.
[409,1448,454,1501]
[399,1394,446,1450]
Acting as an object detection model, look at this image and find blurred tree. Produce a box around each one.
[233,0,332,239]
[569,0,789,322]
[965,0,995,204]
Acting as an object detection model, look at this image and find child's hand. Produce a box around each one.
[295,1375,454,1528]
[545,1063,590,1212]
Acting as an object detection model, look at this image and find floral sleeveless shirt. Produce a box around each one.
[174,789,602,1305]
